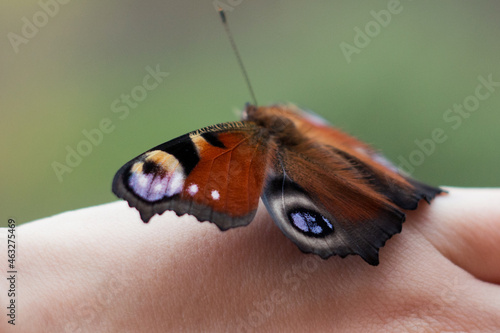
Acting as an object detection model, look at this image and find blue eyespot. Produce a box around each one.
[289,210,334,237]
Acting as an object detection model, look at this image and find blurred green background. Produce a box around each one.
[1,0,499,227]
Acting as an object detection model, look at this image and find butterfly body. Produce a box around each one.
[113,104,442,265]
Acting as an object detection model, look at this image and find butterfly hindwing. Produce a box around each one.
[261,148,406,265]
[112,121,271,230]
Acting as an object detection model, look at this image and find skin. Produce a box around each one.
[1,187,499,332]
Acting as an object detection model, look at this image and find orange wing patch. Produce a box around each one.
[181,131,270,218]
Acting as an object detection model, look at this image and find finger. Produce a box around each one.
[409,187,500,284]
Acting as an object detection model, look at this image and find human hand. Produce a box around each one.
[1,187,499,332]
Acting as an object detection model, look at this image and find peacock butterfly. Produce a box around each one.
[112,103,442,265]
[112,8,442,265]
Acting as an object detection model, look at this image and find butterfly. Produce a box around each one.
[112,103,442,265]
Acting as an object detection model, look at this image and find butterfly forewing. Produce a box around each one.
[112,121,271,230]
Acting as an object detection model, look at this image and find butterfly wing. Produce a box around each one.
[254,105,442,265]
[112,121,271,230]
[259,104,442,210]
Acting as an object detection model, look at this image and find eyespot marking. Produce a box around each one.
[128,151,185,202]
[289,210,334,237]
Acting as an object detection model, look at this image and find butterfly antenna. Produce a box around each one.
[218,8,258,106]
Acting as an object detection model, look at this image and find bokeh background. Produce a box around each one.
[1,0,499,227]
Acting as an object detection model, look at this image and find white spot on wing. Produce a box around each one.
[188,184,198,196]
[211,190,220,200]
